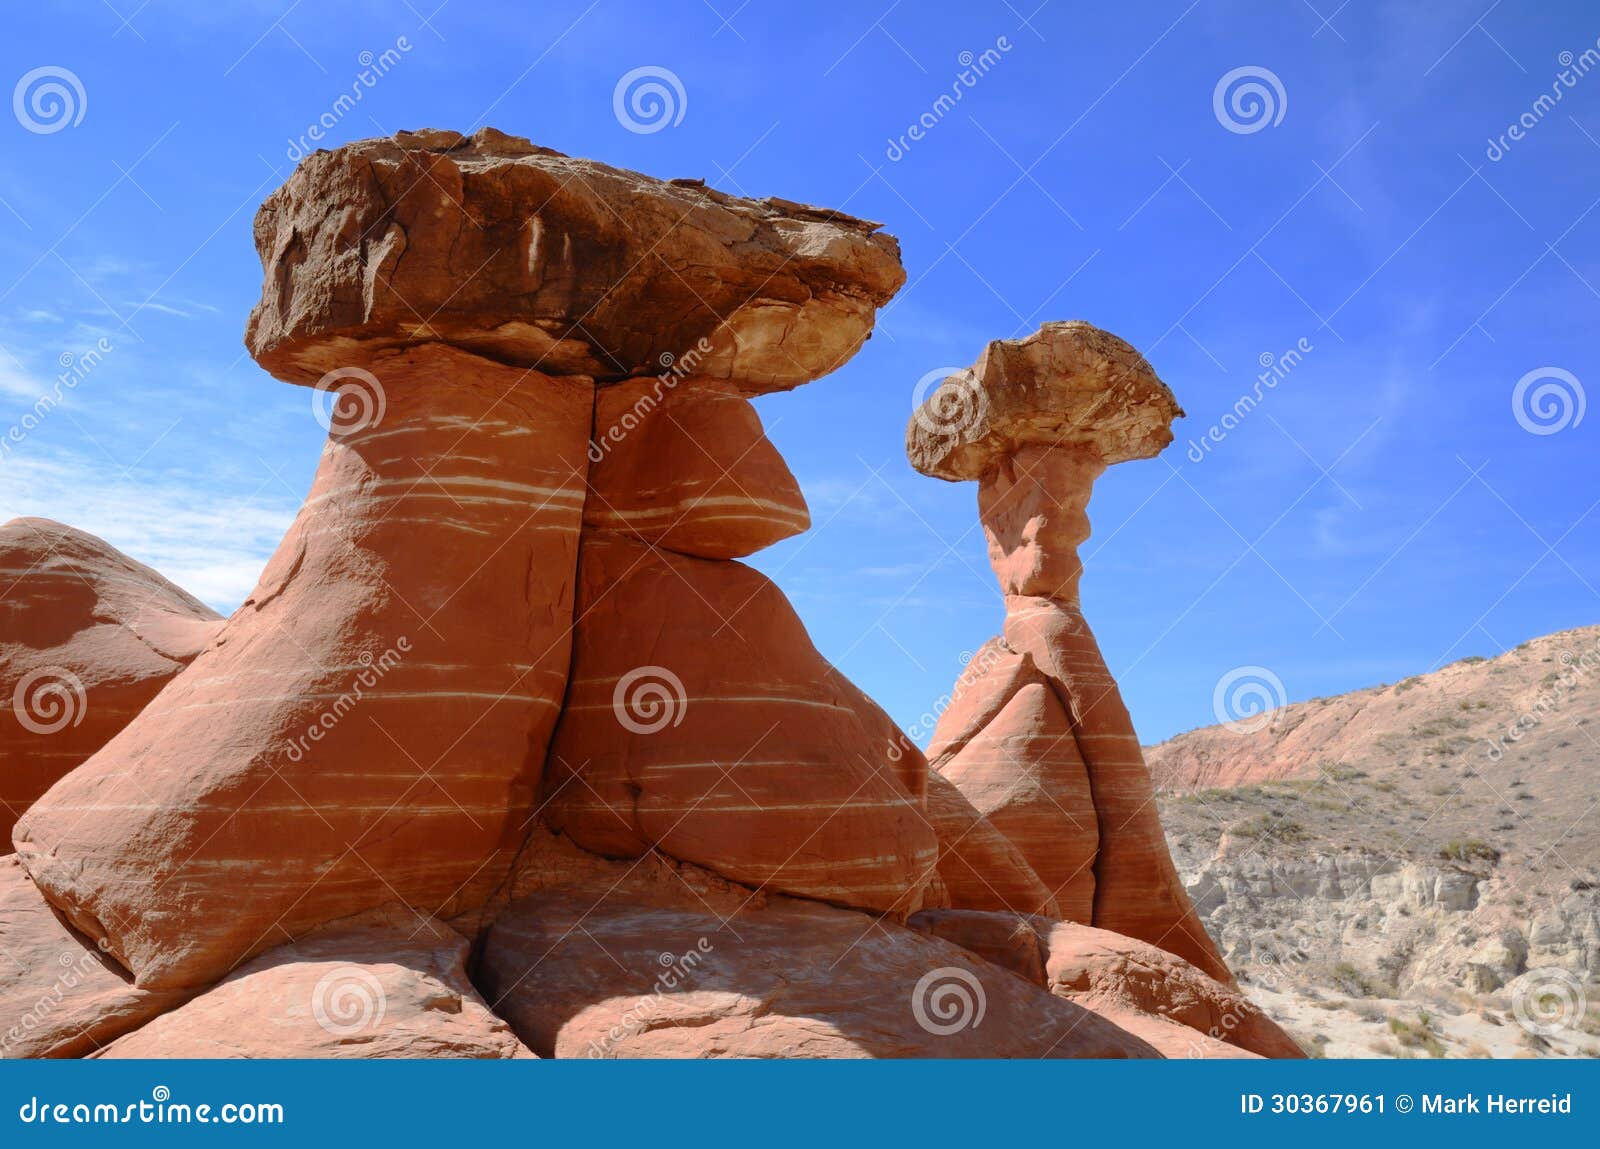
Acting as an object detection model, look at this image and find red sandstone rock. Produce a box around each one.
[927,645,1098,921]
[1004,597,1229,981]
[907,908,1300,1059]
[477,888,1158,1058]
[0,857,187,1058]
[921,770,1061,918]
[586,376,808,559]
[96,910,530,1058]
[246,129,905,391]
[1039,918,1303,1059]
[15,344,592,989]
[0,519,221,840]
[541,534,935,914]
[908,322,1231,986]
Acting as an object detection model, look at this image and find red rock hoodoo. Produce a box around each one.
[907,321,1233,985]
[2,130,1295,1059]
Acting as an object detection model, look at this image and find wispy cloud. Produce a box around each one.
[0,450,295,612]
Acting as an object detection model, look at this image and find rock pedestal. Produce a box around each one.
[13,129,927,992]
[909,321,1232,984]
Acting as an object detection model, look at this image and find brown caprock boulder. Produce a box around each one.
[0,518,221,839]
[16,128,920,991]
[907,321,1232,985]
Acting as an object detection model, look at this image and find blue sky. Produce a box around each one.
[2,0,1597,745]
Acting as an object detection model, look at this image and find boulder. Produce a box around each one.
[1039,919,1303,1059]
[477,889,1158,1058]
[15,345,592,989]
[907,908,1302,1059]
[96,910,529,1058]
[0,518,221,839]
[541,534,935,915]
[905,320,1181,481]
[246,129,905,391]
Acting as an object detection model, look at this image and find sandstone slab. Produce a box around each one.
[478,889,1158,1058]
[247,129,905,391]
[97,910,529,1058]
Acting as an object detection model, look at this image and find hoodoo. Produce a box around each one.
[907,321,1232,985]
[3,132,1296,1059]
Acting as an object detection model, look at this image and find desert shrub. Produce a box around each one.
[1229,813,1309,844]
[1388,1015,1447,1057]
[1438,839,1500,863]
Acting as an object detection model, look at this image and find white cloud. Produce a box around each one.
[0,450,296,613]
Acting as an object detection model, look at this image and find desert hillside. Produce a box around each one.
[1149,624,1600,1058]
